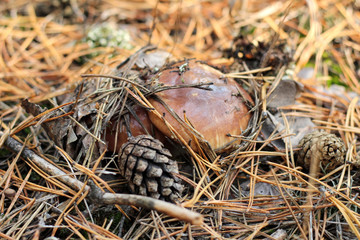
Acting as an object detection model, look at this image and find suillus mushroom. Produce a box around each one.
[105,106,183,202]
[147,60,253,153]
[104,59,253,201]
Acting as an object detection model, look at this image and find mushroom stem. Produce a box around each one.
[303,141,322,236]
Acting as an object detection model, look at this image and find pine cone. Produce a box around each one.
[297,131,346,171]
[118,135,183,202]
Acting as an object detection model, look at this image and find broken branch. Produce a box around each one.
[0,131,203,225]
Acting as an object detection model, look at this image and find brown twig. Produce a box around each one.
[0,131,203,225]
[88,181,203,225]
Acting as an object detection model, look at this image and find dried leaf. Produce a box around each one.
[297,67,314,80]
[135,50,172,69]
[261,111,315,149]
[267,79,303,110]
[241,181,280,197]
[21,99,72,147]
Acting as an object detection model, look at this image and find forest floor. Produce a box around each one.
[0,0,360,239]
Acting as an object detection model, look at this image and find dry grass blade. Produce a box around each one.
[271,168,307,239]
[325,191,360,239]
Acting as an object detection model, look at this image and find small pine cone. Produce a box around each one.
[118,135,183,202]
[297,131,346,171]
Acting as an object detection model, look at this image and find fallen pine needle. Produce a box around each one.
[0,131,203,225]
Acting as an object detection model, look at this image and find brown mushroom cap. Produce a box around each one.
[148,60,252,153]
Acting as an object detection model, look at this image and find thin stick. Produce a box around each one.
[0,131,203,225]
[88,181,203,225]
